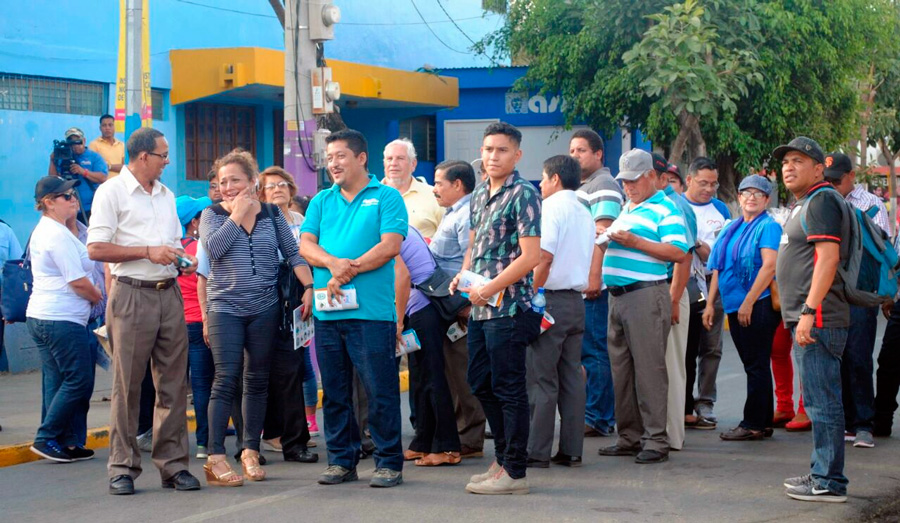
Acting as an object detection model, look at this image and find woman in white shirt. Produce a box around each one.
[26,177,102,463]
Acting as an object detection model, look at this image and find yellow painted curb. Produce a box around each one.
[0,371,410,468]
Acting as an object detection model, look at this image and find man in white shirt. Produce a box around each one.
[382,139,444,238]
[525,155,595,468]
[87,128,200,495]
[683,157,731,428]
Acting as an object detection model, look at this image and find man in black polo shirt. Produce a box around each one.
[775,137,850,503]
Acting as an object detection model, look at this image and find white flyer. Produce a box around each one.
[293,305,314,350]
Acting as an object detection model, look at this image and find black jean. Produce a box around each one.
[407,304,461,454]
[875,300,900,429]
[727,296,779,431]
[467,309,541,479]
[842,305,878,433]
[263,335,311,456]
[684,309,703,416]
[207,304,280,455]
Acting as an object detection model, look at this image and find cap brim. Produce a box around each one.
[773,145,823,164]
[823,167,849,179]
[57,179,80,193]
[616,169,645,181]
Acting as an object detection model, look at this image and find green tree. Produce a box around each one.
[478,0,896,202]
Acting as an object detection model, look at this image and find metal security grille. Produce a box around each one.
[399,115,437,163]
[151,89,165,121]
[184,102,257,181]
[0,73,106,115]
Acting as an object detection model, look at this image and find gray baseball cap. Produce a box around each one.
[616,149,653,181]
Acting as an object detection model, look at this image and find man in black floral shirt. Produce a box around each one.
[450,122,542,495]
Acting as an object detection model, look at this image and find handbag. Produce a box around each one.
[407,227,470,323]
[262,204,304,340]
[1,238,32,323]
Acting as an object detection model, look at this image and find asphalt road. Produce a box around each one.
[2,319,899,523]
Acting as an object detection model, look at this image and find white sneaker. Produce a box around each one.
[465,467,529,495]
[469,460,501,484]
[195,445,208,459]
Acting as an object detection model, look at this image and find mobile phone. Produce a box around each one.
[175,255,193,269]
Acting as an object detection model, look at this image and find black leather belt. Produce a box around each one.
[607,280,665,297]
[114,275,177,290]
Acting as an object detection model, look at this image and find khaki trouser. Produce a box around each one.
[666,291,690,450]
[443,334,486,450]
[608,282,671,453]
[106,278,189,480]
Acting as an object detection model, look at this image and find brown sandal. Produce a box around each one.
[204,456,244,487]
[241,449,266,481]
[414,452,462,467]
[403,449,425,461]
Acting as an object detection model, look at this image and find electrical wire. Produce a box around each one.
[172,0,277,18]
[292,0,317,172]
[408,0,471,54]
[434,0,476,45]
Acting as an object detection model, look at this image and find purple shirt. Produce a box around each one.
[400,226,436,316]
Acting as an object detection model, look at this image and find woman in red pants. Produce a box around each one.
[770,322,810,430]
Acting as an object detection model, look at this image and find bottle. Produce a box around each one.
[531,287,546,314]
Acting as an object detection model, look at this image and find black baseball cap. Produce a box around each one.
[651,152,669,174]
[824,152,853,180]
[772,136,825,164]
[34,176,78,202]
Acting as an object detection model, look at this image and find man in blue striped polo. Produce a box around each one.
[596,149,689,464]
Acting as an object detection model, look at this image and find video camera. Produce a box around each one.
[53,139,81,182]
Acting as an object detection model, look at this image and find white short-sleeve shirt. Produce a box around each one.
[541,190,595,291]
[27,217,95,325]
[87,166,181,280]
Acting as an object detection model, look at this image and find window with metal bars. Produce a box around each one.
[151,89,166,121]
[0,73,107,115]
[184,103,256,181]
[398,115,437,163]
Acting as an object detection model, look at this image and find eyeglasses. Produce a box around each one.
[264,181,291,190]
[147,151,169,160]
[54,192,76,201]
[739,190,767,200]
[694,181,720,189]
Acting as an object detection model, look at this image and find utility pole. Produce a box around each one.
[283,0,339,195]
[123,0,145,140]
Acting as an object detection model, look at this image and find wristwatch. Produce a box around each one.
[304,283,314,291]
[800,304,816,316]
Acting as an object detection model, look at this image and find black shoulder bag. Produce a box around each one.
[408,228,470,323]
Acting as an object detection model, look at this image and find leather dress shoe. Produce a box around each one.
[162,470,201,491]
[109,474,135,495]
[598,445,640,457]
[526,457,549,468]
[550,452,582,467]
[284,450,319,463]
[460,445,484,459]
[635,450,668,464]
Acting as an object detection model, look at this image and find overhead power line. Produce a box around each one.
[409,0,471,54]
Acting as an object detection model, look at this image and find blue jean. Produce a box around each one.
[186,322,214,448]
[841,306,877,433]
[582,292,615,431]
[315,319,402,471]
[793,325,849,495]
[467,311,538,480]
[303,346,318,408]
[28,318,95,446]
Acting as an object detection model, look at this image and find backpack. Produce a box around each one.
[799,184,899,307]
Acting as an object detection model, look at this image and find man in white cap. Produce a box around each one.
[596,149,689,465]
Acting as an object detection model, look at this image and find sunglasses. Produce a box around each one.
[53,192,76,201]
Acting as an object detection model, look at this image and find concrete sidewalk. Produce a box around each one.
[0,366,408,467]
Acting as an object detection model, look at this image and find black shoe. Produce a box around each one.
[285,450,319,463]
[162,470,201,491]
[485,430,494,439]
[872,419,892,438]
[635,450,669,464]
[763,427,774,438]
[318,465,358,485]
[598,445,640,457]
[66,446,95,461]
[550,452,582,467]
[109,474,135,495]
[30,440,74,463]
[526,457,549,468]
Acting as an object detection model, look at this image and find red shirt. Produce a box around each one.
[178,238,203,324]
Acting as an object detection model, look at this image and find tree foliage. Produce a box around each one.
[478,0,898,201]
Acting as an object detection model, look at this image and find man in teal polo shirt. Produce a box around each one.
[300,129,408,489]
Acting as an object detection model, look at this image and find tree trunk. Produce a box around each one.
[715,153,738,205]
[669,110,703,167]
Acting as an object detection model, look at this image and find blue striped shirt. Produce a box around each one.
[602,190,689,287]
[200,203,306,316]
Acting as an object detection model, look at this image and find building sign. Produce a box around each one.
[505,92,563,115]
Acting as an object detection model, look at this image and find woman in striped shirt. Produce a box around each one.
[199,150,312,487]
